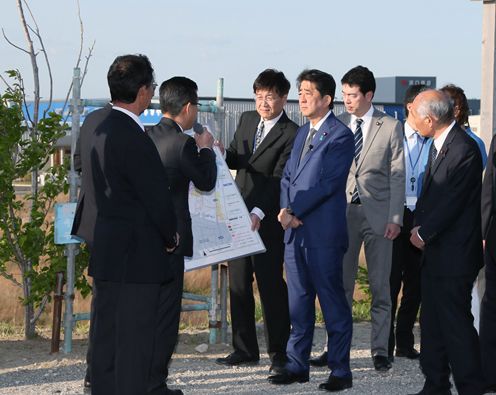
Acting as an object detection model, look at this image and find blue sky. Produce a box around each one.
[0,0,483,101]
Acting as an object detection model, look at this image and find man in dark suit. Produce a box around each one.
[147,76,217,394]
[269,69,354,392]
[215,69,297,373]
[409,89,484,395]
[89,54,179,395]
[71,102,112,389]
[480,133,496,393]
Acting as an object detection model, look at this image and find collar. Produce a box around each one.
[433,120,456,153]
[310,109,333,131]
[260,110,284,129]
[113,106,145,131]
[350,104,374,127]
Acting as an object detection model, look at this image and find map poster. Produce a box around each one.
[185,146,266,271]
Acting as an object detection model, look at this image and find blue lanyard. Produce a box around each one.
[404,134,426,191]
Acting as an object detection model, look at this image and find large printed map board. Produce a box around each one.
[185,146,266,271]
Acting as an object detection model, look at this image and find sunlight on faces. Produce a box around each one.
[298,80,331,122]
[410,96,433,138]
[341,83,373,117]
[255,88,287,120]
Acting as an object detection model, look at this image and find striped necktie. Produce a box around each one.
[354,118,364,164]
[253,120,265,152]
[351,119,364,203]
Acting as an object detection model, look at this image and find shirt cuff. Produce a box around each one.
[250,207,265,221]
[417,228,424,242]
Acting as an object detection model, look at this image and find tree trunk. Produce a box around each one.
[23,275,36,339]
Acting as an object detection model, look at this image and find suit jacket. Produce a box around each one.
[147,117,217,257]
[89,109,177,284]
[482,134,496,261]
[415,124,483,277]
[338,109,405,234]
[280,112,354,248]
[71,104,112,246]
[226,110,298,241]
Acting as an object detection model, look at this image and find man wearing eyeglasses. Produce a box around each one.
[147,76,217,395]
[215,69,298,374]
[88,54,179,395]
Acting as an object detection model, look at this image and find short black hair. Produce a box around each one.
[403,84,428,117]
[159,77,198,116]
[297,69,336,109]
[107,54,154,103]
[341,65,376,96]
[252,69,291,97]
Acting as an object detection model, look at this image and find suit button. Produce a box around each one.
[355,174,358,178]
[349,192,353,195]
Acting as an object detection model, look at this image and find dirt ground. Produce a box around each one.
[0,323,437,395]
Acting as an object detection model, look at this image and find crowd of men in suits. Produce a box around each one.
[71,54,496,395]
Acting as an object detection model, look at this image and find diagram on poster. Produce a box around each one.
[185,146,266,271]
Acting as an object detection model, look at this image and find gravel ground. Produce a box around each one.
[0,323,446,395]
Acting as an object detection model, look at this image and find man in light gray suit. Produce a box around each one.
[340,66,405,371]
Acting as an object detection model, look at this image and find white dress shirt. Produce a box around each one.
[113,106,145,131]
[349,104,374,143]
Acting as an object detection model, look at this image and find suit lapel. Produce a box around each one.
[294,115,335,180]
[421,126,458,194]
[356,109,383,170]
[250,114,286,162]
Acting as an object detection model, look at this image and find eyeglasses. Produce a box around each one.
[254,95,278,104]
[150,82,158,90]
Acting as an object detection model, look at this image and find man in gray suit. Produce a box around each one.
[340,66,404,371]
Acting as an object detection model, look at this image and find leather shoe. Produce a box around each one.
[269,353,287,374]
[165,389,183,395]
[215,351,259,366]
[373,355,392,372]
[309,351,328,367]
[485,384,496,393]
[83,373,91,392]
[396,348,420,359]
[268,368,309,385]
[318,375,352,392]
[407,391,452,395]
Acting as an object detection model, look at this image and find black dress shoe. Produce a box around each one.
[269,353,287,374]
[318,375,352,392]
[373,355,392,372]
[215,351,259,366]
[165,389,183,395]
[309,351,328,367]
[268,368,309,385]
[396,348,420,359]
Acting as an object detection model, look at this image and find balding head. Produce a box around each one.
[411,89,454,138]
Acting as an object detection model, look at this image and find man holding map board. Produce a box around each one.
[148,76,217,395]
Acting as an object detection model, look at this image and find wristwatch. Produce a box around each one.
[286,207,293,215]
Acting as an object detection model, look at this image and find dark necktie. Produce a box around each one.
[299,127,318,162]
[253,121,265,152]
[351,119,364,203]
[354,118,364,164]
[430,144,438,170]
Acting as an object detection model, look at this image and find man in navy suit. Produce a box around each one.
[268,69,354,392]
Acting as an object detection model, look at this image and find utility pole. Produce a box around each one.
[479,0,496,146]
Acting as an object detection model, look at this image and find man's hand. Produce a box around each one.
[194,129,214,149]
[289,216,303,229]
[213,139,225,155]
[384,223,401,240]
[410,226,425,250]
[278,208,293,230]
[166,232,180,253]
[250,213,261,231]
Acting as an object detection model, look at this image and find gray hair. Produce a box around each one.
[416,89,454,125]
